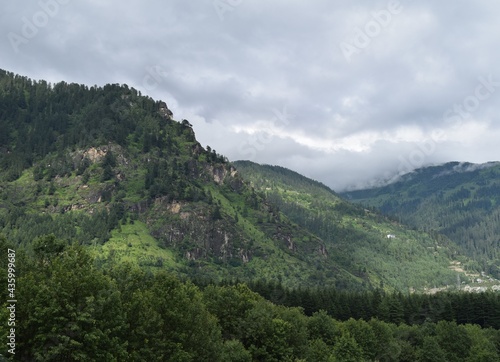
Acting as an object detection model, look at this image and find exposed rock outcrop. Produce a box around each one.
[158,101,173,119]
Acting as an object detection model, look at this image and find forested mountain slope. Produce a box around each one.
[342,162,500,279]
[0,69,466,291]
[233,161,467,291]
[0,69,340,288]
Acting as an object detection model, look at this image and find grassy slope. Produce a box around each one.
[93,221,181,270]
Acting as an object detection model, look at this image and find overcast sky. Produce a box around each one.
[2,0,500,191]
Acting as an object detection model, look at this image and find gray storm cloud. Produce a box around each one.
[1,0,499,191]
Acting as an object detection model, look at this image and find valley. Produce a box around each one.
[0,69,498,360]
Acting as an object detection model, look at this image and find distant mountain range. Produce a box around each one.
[341,161,500,279]
[0,69,494,292]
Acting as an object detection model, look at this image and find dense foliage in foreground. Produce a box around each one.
[1,236,498,361]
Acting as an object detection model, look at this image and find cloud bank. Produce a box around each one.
[1,0,500,190]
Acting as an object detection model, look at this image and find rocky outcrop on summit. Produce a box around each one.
[158,101,173,119]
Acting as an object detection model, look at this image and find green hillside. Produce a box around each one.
[0,69,467,291]
[342,162,500,279]
[233,161,466,291]
[0,69,340,289]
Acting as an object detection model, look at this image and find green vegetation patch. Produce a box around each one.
[93,221,180,270]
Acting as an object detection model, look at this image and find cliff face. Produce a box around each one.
[146,198,239,259]
[142,162,320,265]
[158,101,173,119]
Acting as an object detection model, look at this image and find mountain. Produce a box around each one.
[0,69,469,291]
[341,161,500,279]
[232,161,472,291]
[1,71,499,361]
